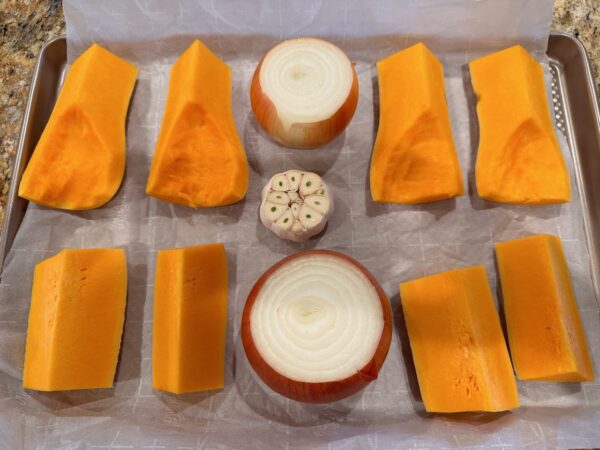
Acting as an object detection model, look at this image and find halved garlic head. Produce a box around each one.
[259,170,333,242]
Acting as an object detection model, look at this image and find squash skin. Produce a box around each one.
[23,248,127,391]
[146,40,249,207]
[495,234,594,382]
[470,45,570,204]
[400,266,519,413]
[370,43,463,204]
[18,44,138,210]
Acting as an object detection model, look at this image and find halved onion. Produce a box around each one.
[250,38,359,149]
[241,250,392,403]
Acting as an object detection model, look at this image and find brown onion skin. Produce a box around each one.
[241,249,393,403]
[250,42,359,149]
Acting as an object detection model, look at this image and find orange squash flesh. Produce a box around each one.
[496,235,594,381]
[23,249,127,391]
[146,40,249,207]
[152,243,228,394]
[370,43,463,204]
[400,266,519,413]
[18,44,138,210]
[470,45,570,204]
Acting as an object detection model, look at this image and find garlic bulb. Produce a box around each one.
[259,171,333,242]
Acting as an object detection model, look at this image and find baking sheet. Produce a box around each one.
[1,0,600,448]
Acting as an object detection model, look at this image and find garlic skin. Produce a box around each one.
[259,171,333,242]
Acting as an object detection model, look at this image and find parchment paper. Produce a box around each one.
[1,0,599,448]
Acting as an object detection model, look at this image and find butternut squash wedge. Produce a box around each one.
[23,248,127,391]
[400,266,519,413]
[370,43,463,204]
[152,243,228,394]
[470,45,570,204]
[18,44,138,210]
[146,40,249,207]
[496,234,594,381]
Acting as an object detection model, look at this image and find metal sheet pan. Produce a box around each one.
[547,31,600,300]
[0,37,67,273]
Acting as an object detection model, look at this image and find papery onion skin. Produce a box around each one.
[250,39,359,149]
[241,250,392,403]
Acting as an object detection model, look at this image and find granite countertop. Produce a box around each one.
[0,0,65,223]
[0,0,598,225]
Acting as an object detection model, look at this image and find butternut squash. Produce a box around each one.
[400,266,519,412]
[18,44,138,210]
[370,43,463,204]
[153,243,228,394]
[495,234,594,381]
[23,248,127,391]
[470,45,570,204]
[146,40,248,207]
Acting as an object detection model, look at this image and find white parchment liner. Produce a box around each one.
[1,0,599,448]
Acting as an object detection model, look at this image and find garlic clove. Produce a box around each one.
[288,191,301,203]
[299,173,322,197]
[303,195,330,215]
[275,209,294,230]
[291,220,305,234]
[286,171,302,191]
[291,203,300,218]
[267,191,290,205]
[271,174,290,191]
[299,205,323,229]
[262,202,287,222]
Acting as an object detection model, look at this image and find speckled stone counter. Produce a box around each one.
[553,0,599,89]
[0,0,64,223]
[0,0,598,224]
